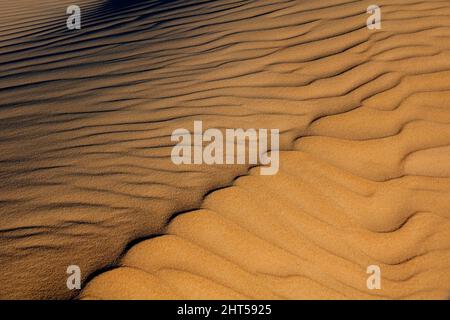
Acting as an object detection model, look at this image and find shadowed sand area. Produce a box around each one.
[0,0,450,299]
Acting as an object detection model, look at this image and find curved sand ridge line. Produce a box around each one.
[82,151,450,299]
[0,0,450,299]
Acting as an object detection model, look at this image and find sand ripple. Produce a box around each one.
[0,0,449,299]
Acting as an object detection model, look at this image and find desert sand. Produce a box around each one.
[0,0,449,299]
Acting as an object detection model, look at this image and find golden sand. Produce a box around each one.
[0,0,449,299]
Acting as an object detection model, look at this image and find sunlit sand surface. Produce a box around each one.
[0,0,449,299]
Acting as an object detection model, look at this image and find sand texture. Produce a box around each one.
[0,0,450,299]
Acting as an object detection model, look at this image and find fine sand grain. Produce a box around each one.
[0,0,449,299]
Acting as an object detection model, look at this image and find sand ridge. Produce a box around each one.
[0,0,449,299]
[82,151,450,299]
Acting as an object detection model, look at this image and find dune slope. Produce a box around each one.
[0,0,449,299]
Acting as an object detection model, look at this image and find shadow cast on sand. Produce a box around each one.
[81,0,183,24]
[63,0,181,35]
[101,0,177,11]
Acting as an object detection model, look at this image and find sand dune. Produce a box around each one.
[1,0,449,299]
[83,151,450,299]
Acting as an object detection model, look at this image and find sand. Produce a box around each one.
[0,0,449,299]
